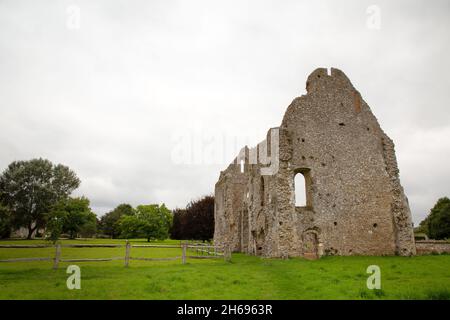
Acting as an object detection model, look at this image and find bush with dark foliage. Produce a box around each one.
[170,195,214,241]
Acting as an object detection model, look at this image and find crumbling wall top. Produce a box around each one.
[306,67,354,93]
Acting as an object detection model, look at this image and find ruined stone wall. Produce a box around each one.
[214,161,248,252]
[415,241,450,255]
[214,67,416,258]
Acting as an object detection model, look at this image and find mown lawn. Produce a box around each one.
[0,239,449,300]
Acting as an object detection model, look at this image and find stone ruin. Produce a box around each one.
[213,68,416,258]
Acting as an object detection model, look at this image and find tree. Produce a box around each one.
[170,208,186,240]
[117,215,142,239]
[79,216,97,238]
[185,195,214,241]
[136,204,172,242]
[45,209,65,243]
[46,197,97,240]
[117,204,172,242]
[0,203,12,239]
[419,197,450,240]
[170,195,214,241]
[99,204,134,238]
[0,158,80,239]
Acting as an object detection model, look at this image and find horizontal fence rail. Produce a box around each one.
[62,244,123,248]
[60,257,124,262]
[130,256,182,261]
[0,257,53,262]
[0,244,53,248]
[0,242,231,269]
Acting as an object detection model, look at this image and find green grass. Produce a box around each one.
[0,239,449,299]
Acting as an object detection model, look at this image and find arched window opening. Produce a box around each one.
[295,172,307,207]
[260,176,265,206]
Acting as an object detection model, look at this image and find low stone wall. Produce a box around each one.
[415,240,450,255]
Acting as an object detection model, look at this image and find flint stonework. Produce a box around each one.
[213,68,416,258]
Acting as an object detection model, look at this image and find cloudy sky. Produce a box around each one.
[0,0,449,224]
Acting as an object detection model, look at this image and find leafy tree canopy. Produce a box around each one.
[117,204,172,242]
[0,158,80,239]
[136,204,172,242]
[170,195,214,241]
[170,208,187,240]
[99,203,135,238]
[417,197,450,240]
[46,197,96,240]
[0,203,11,239]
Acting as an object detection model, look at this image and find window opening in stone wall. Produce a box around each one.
[295,172,307,206]
[260,176,265,206]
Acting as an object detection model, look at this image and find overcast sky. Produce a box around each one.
[0,0,449,224]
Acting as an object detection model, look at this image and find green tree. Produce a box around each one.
[136,204,172,242]
[417,197,450,240]
[99,204,134,238]
[0,203,12,239]
[79,216,97,238]
[424,197,450,240]
[0,158,80,239]
[45,209,65,243]
[117,215,142,239]
[117,204,172,241]
[47,197,97,240]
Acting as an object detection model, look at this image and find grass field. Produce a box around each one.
[0,239,449,300]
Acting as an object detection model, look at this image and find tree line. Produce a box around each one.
[98,203,172,242]
[98,195,215,241]
[1,158,448,242]
[0,158,215,242]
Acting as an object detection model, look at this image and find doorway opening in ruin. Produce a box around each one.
[256,229,265,255]
[294,168,311,207]
[241,209,249,252]
[251,230,257,254]
[302,231,319,260]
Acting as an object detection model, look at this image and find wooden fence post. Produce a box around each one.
[182,243,187,264]
[53,243,61,270]
[125,241,131,267]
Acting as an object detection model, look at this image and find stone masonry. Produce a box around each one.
[213,68,416,258]
[415,241,450,255]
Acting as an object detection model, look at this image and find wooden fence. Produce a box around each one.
[0,242,231,269]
